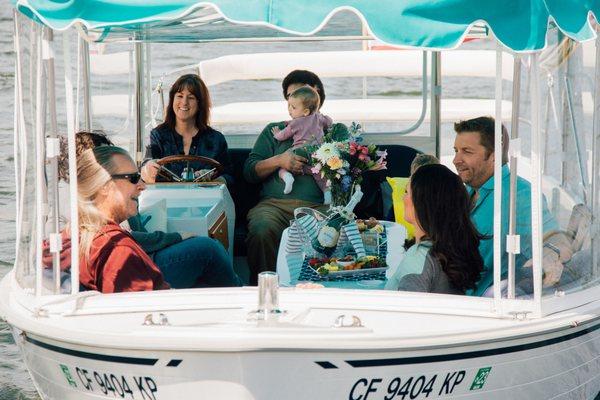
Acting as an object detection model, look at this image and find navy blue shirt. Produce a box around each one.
[146,124,234,186]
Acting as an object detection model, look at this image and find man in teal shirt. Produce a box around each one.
[453,117,559,296]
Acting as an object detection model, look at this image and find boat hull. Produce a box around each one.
[10,321,600,400]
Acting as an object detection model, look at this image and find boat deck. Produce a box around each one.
[5,279,598,352]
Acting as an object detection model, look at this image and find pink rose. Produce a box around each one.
[358,154,370,162]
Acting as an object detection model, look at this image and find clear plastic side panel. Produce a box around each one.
[87,42,136,155]
[543,38,597,294]
[526,33,600,313]
[13,14,41,290]
[486,34,597,311]
[482,51,539,304]
[14,13,80,294]
[41,28,82,295]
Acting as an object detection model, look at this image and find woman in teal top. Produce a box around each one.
[386,164,483,294]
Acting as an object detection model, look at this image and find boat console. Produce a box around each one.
[140,183,235,261]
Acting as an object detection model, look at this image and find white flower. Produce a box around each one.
[314,143,340,163]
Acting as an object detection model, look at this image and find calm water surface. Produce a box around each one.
[0,6,36,400]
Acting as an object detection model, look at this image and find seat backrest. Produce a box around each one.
[356,144,421,220]
[228,148,261,225]
[197,50,515,87]
[379,144,421,178]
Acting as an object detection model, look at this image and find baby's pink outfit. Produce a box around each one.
[273,112,333,194]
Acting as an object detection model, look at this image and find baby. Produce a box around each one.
[272,86,333,204]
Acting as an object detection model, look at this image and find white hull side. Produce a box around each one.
[11,321,600,400]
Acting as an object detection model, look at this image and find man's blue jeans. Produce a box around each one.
[152,237,242,288]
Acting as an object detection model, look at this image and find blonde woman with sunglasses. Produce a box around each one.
[74,146,169,292]
[48,143,242,292]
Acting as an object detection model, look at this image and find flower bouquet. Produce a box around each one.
[305,122,387,207]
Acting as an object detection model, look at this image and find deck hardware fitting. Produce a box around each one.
[508,311,531,321]
[248,271,286,320]
[333,315,363,328]
[32,308,49,318]
[143,313,170,326]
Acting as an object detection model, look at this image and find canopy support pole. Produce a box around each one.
[145,44,153,141]
[564,77,589,205]
[506,56,521,299]
[34,24,44,298]
[430,51,441,157]
[492,46,503,307]
[530,53,543,316]
[134,42,144,163]
[43,27,61,294]
[12,10,26,280]
[592,34,600,280]
[80,38,92,131]
[63,32,80,295]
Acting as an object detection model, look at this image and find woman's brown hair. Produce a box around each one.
[160,74,211,132]
[410,164,483,292]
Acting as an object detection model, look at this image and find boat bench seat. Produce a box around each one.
[211,99,513,125]
[227,144,420,256]
[229,148,261,256]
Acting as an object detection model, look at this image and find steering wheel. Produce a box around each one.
[156,155,224,182]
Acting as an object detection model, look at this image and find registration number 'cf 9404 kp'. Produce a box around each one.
[60,364,159,400]
[349,368,492,400]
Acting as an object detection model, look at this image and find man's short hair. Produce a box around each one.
[454,116,509,164]
[282,70,325,107]
[410,153,439,175]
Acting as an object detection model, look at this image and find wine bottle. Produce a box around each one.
[311,187,363,256]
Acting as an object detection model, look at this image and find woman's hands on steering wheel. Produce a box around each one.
[148,155,224,183]
[194,169,217,182]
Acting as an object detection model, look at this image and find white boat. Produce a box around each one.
[1,2,600,399]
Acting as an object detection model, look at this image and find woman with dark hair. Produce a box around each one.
[385,164,483,294]
[143,74,233,185]
[242,70,348,284]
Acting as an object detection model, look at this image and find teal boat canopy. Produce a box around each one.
[12,0,600,50]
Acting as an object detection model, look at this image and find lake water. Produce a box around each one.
[0,7,500,399]
[0,6,37,400]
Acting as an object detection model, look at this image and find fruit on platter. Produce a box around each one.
[309,255,386,275]
[356,217,384,233]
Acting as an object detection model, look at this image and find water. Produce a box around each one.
[0,8,500,399]
[0,6,38,400]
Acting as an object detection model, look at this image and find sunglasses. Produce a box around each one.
[111,172,142,185]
